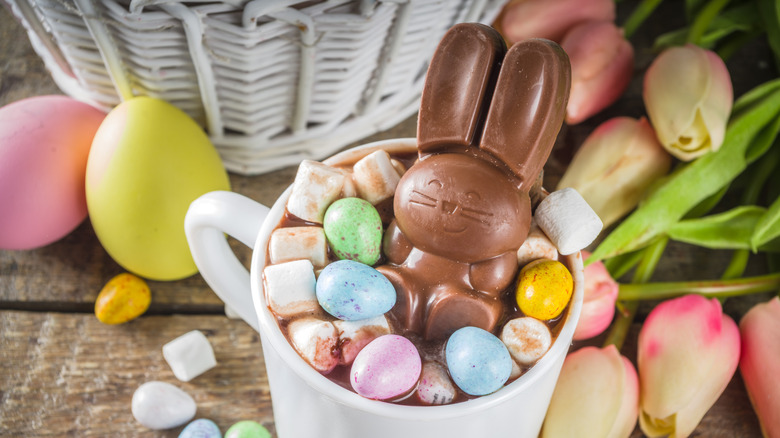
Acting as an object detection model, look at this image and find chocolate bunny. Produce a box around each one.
[377,23,571,340]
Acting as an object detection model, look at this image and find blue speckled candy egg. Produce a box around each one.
[179,418,221,438]
[316,260,396,321]
[445,326,512,396]
[323,197,383,265]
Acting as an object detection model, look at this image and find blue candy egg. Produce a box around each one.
[445,326,512,396]
[179,418,221,438]
[316,260,396,321]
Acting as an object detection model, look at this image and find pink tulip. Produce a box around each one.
[557,117,672,227]
[561,20,634,124]
[542,345,639,438]
[739,296,780,437]
[638,295,740,438]
[498,0,615,44]
[573,251,619,340]
[643,44,733,161]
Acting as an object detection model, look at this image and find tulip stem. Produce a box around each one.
[622,0,664,39]
[687,0,731,47]
[603,237,669,350]
[618,272,780,300]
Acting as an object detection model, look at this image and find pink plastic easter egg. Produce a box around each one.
[0,95,106,249]
[350,334,421,400]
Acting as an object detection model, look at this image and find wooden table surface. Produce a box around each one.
[1,1,777,436]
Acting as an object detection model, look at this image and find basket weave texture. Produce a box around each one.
[8,0,504,174]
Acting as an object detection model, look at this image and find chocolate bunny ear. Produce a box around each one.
[480,39,571,192]
[417,23,506,154]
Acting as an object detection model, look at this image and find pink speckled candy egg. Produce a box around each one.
[350,334,421,400]
[0,96,106,249]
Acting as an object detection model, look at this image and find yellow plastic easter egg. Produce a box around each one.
[86,97,230,280]
[516,259,573,320]
[95,273,151,324]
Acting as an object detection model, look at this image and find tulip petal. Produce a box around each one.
[558,117,671,227]
[573,251,618,340]
[542,345,639,438]
[498,0,615,43]
[739,297,780,437]
[562,21,634,124]
[644,45,733,161]
[638,295,740,438]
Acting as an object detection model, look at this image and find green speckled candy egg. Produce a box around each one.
[225,420,271,438]
[323,197,383,265]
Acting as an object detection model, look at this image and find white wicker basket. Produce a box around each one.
[7,0,504,174]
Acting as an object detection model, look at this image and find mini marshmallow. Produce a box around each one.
[333,315,391,365]
[390,158,407,177]
[162,330,217,382]
[534,188,603,255]
[263,259,318,318]
[287,160,346,223]
[288,317,339,373]
[416,361,456,405]
[517,220,559,267]
[352,150,402,204]
[509,358,523,380]
[501,317,552,366]
[339,168,359,198]
[269,226,329,268]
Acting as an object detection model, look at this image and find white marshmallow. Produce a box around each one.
[509,358,523,380]
[162,330,217,382]
[534,188,603,255]
[287,160,346,223]
[269,226,329,268]
[416,361,456,405]
[352,150,402,204]
[517,220,559,267]
[288,317,339,373]
[339,168,358,198]
[500,317,552,366]
[333,315,391,365]
[390,158,407,177]
[263,259,318,318]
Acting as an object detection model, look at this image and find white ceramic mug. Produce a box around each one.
[184,138,584,438]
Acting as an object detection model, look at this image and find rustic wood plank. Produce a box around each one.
[1,311,275,437]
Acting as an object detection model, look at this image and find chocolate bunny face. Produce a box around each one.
[395,23,571,263]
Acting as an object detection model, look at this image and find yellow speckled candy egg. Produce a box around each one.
[86,97,230,281]
[95,273,151,324]
[515,259,573,320]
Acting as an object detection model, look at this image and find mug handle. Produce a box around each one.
[184,191,270,331]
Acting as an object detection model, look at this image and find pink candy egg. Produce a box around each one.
[350,334,421,400]
[0,95,106,249]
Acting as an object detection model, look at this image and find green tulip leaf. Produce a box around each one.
[667,206,766,249]
[752,195,780,250]
[758,0,780,71]
[589,81,780,262]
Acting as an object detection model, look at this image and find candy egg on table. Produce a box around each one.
[445,326,513,396]
[131,381,196,430]
[225,420,271,438]
[323,197,383,265]
[179,418,221,438]
[94,272,151,324]
[350,334,422,400]
[85,96,230,281]
[315,260,396,321]
[0,95,106,250]
[515,259,573,320]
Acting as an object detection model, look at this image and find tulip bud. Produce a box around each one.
[497,0,615,44]
[739,296,780,438]
[573,251,618,341]
[561,21,634,124]
[638,295,740,438]
[557,117,672,227]
[542,345,639,438]
[643,44,733,161]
